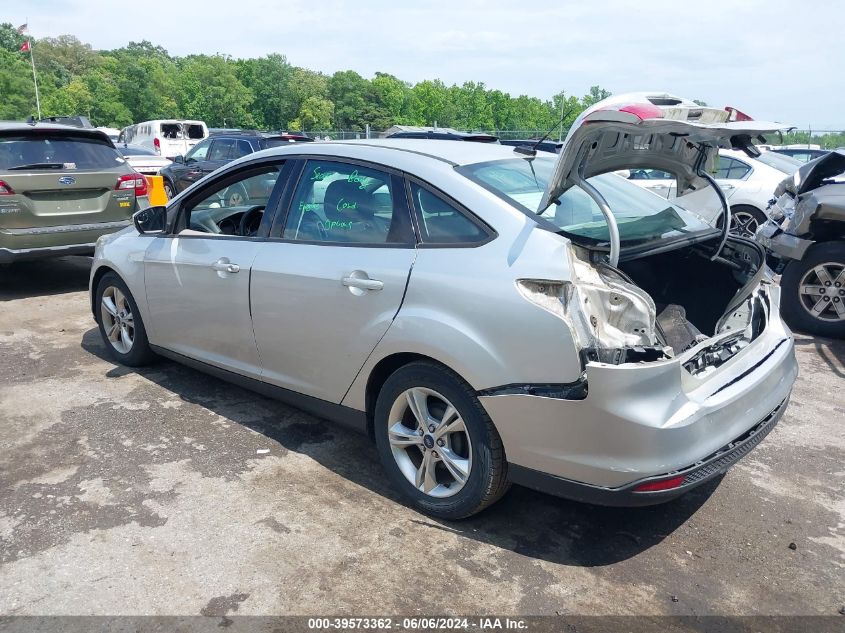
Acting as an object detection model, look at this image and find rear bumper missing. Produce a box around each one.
[508,397,788,506]
[480,291,797,490]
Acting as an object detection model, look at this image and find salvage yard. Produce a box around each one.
[0,256,843,616]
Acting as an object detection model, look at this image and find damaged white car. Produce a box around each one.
[90,92,798,518]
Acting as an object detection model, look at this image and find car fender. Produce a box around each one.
[90,229,156,339]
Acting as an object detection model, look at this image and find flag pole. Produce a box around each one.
[25,18,41,119]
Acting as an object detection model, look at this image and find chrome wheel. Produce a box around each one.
[100,286,135,354]
[798,262,845,322]
[387,387,472,498]
[226,189,245,207]
[730,210,760,238]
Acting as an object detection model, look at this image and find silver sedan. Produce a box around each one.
[90,93,798,518]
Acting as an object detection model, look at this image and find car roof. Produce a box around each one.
[284,138,537,167]
[0,121,113,143]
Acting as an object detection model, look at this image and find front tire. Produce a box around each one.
[780,241,845,338]
[95,272,157,366]
[163,179,175,200]
[374,361,509,519]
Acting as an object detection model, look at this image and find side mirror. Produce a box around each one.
[174,155,185,164]
[133,205,167,235]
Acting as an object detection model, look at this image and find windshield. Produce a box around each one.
[755,151,802,174]
[458,157,714,247]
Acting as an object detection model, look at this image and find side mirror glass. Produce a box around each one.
[174,155,185,164]
[133,205,167,235]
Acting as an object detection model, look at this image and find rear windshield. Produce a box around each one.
[754,151,801,174]
[458,157,714,248]
[0,135,122,170]
[158,123,206,140]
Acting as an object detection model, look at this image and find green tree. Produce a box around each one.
[237,54,296,130]
[581,85,612,108]
[0,48,37,119]
[328,70,370,130]
[0,23,26,53]
[176,55,255,127]
[290,96,334,131]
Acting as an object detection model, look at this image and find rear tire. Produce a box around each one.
[95,272,157,366]
[727,205,767,239]
[780,241,845,338]
[373,361,510,519]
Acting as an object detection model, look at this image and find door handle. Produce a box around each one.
[342,275,383,291]
[212,258,240,274]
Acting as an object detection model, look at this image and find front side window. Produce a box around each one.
[185,139,210,162]
[282,160,412,245]
[408,182,489,244]
[458,157,713,248]
[208,139,235,161]
[178,165,282,236]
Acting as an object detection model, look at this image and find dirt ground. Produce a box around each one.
[0,256,843,617]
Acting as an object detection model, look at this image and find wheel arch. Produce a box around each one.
[90,264,118,317]
[362,352,460,440]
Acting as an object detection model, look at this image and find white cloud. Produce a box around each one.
[7,0,845,128]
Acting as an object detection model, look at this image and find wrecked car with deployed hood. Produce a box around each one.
[90,92,797,519]
[757,150,845,337]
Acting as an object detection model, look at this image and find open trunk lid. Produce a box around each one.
[540,92,789,211]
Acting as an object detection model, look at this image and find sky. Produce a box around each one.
[6,0,845,129]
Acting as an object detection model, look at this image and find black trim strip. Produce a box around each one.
[149,345,368,434]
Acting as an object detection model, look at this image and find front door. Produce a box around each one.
[250,159,417,403]
[144,161,287,378]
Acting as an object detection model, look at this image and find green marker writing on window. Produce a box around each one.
[347,170,367,189]
[336,198,358,212]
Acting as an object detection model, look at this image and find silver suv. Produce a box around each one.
[90,93,797,518]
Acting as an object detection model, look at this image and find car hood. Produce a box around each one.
[539,92,789,211]
[775,149,845,197]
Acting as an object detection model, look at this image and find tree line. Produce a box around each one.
[1,23,842,147]
[0,23,609,133]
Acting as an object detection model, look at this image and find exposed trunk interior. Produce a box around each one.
[618,238,764,356]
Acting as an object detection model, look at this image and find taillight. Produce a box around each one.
[0,180,14,195]
[725,106,754,122]
[153,137,161,154]
[633,476,685,492]
[618,103,664,120]
[116,173,148,196]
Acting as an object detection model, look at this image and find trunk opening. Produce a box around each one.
[617,237,767,362]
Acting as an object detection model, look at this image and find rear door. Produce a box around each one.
[250,158,416,402]
[0,131,135,230]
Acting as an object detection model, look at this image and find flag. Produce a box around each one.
[19,41,30,53]
[16,23,28,33]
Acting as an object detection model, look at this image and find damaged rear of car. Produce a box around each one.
[460,93,798,504]
[757,150,845,337]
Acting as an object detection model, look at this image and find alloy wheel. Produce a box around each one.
[387,387,472,498]
[798,262,845,322]
[100,286,135,353]
[730,211,760,238]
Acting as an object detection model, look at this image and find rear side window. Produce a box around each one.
[408,182,490,245]
[0,135,122,170]
[716,157,751,180]
[186,124,205,140]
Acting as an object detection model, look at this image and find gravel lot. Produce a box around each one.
[0,256,843,617]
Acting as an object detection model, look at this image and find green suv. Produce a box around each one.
[0,123,149,263]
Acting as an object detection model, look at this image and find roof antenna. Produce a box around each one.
[514,103,577,157]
